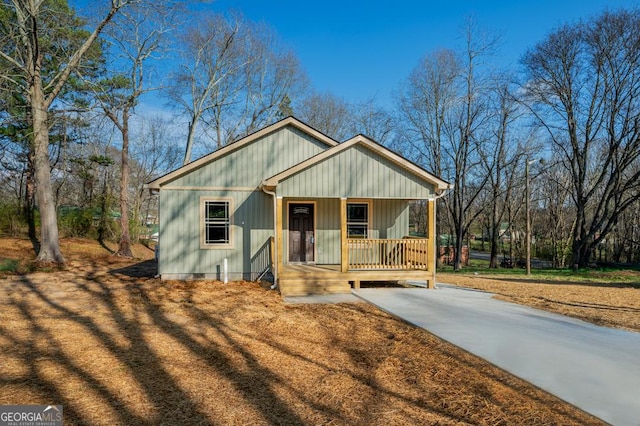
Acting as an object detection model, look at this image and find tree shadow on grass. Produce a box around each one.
[110,260,157,278]
[17,261,305,424]
[0,264,605,425]
[527,296,640,313]
[490,276,640,289]
[174,292,603,426]
[0,274,212,425]
[133,287,309,425]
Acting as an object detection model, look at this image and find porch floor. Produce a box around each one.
[279,264,431,297]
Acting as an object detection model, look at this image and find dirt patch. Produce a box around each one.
[0,238,604,425]
[438,272,640,332]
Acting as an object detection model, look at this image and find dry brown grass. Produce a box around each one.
[438,273,640,332]
[0,238,605,425]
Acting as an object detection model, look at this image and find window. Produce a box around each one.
[347,202,369,238]
[203,200,230,246]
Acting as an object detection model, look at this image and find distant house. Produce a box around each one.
[146,117,449,296]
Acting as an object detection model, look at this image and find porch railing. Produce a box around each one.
[347,237,429,270]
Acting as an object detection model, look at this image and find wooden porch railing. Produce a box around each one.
[347,237,429,270]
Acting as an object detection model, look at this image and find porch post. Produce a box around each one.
[427,199,436,289]
[340,197,348,272]
[276,196,284,279]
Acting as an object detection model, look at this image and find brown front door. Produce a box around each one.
[289,203,314,262]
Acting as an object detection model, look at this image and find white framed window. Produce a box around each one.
[347,202,369,238]
[201,198,232,248]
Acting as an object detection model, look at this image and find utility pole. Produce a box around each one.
[526,159,531,276]
[526,158,543,275]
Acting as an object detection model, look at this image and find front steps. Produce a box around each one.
[277,264,433,296]
[278,277,351,297]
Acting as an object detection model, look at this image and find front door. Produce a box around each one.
[289,203,314,262]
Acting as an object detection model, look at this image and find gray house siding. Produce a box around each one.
[159,189,273,280]
[276,145,436,199]
[373,199,409,239]
[166,126,328,188]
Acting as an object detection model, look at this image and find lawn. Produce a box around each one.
[0,238,606,425]
[438,269,640,332]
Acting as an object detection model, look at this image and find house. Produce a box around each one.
[146,117,449,296]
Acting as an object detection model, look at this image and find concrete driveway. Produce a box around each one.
[355,285,640,426]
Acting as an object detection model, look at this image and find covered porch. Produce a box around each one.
[260,134,448,296]
[274,197,437,297]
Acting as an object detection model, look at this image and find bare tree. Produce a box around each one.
[609,200,640,263]
[477,78,531,267]
[395,49,460,266]
[93,2,173,257]
[168,13,245,164]
[169,12,306,162]
[536,159,576,267]
[297,93,395,144]
[350,98,394,145]
[0,0,135,264]
[129,115,181,239]
[396,19,496,270]
[522,9,640,268]
[297,92,353,141]
[445,20,497,270]
[396,49,459,177]
[230,22,307,138]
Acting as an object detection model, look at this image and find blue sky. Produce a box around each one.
[207,0,638,107]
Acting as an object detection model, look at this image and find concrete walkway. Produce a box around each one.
[355,285,640,426]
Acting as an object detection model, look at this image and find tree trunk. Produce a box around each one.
[571,231,586,271]
[97,166,111,246]
[116,110,133,258]
[571,205,593,269]
[454,227,464,271]
[31,80,65,265]
[489,198,500,268]
[571,238,588,270]
[489,226,499,268]
[24,148,39,254]
[183,117,196,166]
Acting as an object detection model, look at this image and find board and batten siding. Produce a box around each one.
[166,126,328,188]
[372,199,410,239]
[281,198,410,265]
[159,189,273,280]
[276,144,436,199]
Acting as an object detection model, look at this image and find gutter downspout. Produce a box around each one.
[261,183,279,290]
[145,185,161,278]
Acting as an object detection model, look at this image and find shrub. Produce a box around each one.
[0,203,27,237]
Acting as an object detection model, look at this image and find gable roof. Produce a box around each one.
[261,134,450,193]
[146,116,338,189]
